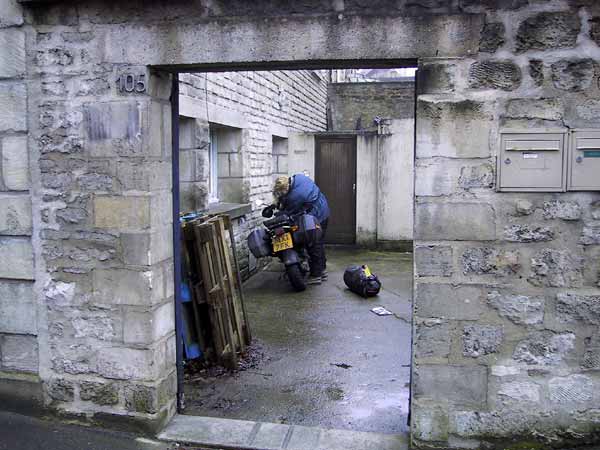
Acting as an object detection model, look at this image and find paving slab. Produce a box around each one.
[158,414,409,450]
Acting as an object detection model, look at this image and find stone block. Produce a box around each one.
[414,365,487,407]
[123,301,175,345]
[504,98,564,121]
[121,226,173,266]
[591,16,600,46]
[0,237,33,280]
[556,292,600,325]
[415,203,496,241]
[462,247,520,275]
[0,280,35,334]
[549,374,593,404]
[529,249,583,288]
[503,225,554,243]
[0,0,23,27]
[551,59,595,92]
[542,200,582,221]
[529,60,544,87]
[462,324,503,357]
[592,201,600,221]
[468,61,521,91]
[417,63,455,94]
[513,331,575,365]
[124,384,158,413]
[93,267,165,306]
[580,225,600,245]
[497,381,540,403]
[516,12,581,53]
[179,150,197,182]
[415,245,453,277]
[415,319,450,359]
[47,378,74,402]
[96,347,158,380]
[0,83,26,132]
[515,199,534,216]
[487,291,544,325]
[416,100,492,158]
[1,334,38,372]
[457,163,494,190]
[479,22,505,53]
[94,195,150,230]
[150,191,172,229]
[583,336,600,369]
[412,405,449,442]
[415,283,485,320]
[415,162,458,196]
[80,381,119,405]
[0,194,31,235]
[0,30,25,79]
[85,101,146,157]
[1,135,29,191]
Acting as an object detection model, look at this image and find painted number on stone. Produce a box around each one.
[118,73,146,93]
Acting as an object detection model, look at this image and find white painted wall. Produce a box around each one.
[378,119,414,242]
[288,125,415,247]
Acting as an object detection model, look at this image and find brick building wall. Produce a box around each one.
[177,71,328,276]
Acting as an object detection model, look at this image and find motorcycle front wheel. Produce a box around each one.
[286,263,306,292]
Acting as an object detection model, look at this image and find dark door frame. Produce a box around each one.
[314,134,358,245]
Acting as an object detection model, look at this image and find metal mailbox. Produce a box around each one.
[568,129,600,191]
[498,130,567,192]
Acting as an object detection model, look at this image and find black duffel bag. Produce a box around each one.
[343,265,381,297]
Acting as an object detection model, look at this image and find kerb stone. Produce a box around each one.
[415,203,496,241]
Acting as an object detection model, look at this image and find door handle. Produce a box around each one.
[352,183,356,194]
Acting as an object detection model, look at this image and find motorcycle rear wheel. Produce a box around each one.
[286,264,306,292]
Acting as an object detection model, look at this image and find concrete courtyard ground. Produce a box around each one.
[183,247,413,435]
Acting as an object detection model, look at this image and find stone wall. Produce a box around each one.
[2,0,599,445]
[413,2,600,448]
[0,0,40,409]
[328,81,415,131]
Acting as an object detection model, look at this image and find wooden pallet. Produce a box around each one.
[181,214,251,369]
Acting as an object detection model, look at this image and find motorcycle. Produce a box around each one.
[247,205,322,292]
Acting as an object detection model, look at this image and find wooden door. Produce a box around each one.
[315,136,357,244]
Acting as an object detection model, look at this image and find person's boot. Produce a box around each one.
[307,275,322,285]
[321,270,328,281]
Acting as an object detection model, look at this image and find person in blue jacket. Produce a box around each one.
[273,173,330,285]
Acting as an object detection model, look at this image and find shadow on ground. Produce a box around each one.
[183,246,413,434]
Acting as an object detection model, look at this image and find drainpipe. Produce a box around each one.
[170,72,185,413]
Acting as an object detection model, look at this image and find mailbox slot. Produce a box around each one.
[568,130,600,191]
[498,130,567,192]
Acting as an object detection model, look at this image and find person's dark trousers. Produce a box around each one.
[308,219,328,277]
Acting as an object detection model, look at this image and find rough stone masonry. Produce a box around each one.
[0,0,598,448]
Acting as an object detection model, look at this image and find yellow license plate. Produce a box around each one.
[272,232,293,252]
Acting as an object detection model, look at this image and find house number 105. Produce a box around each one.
[118,73,146,93]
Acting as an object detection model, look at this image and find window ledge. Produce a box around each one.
[206,202,252,219]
